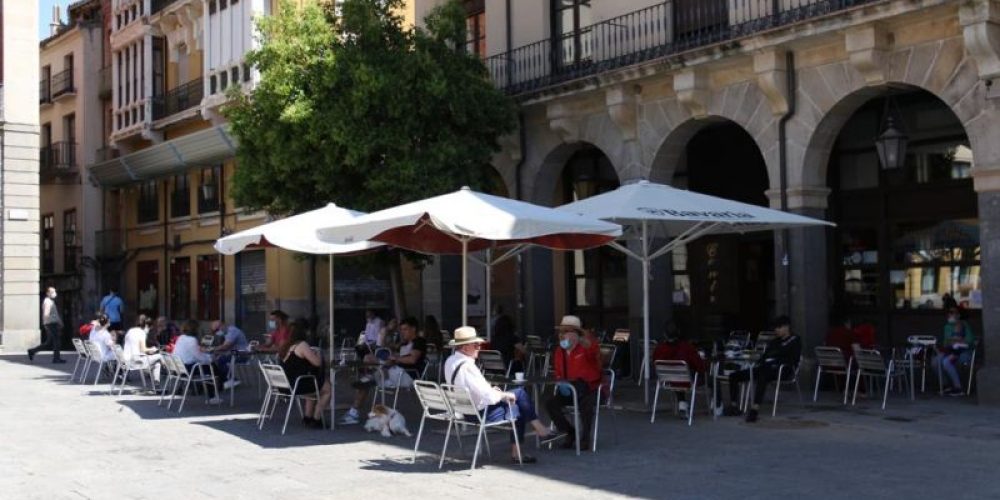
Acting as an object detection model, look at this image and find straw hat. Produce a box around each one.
[556,315,583,333]
[449,326,486,347]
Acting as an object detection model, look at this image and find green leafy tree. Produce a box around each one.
[225,0,516,318]
[225,0,516,215]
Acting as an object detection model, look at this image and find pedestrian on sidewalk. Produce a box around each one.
[100,286,125,338]
[29,287,65,364]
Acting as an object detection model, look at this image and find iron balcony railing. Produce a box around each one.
[40,78,51,104]
[39,141,79,182]
[95,229,125,259]
[51,68,75,98]
[152,78,204,121]
[486,0,883,95]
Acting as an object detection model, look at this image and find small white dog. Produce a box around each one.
[364,404,412,438]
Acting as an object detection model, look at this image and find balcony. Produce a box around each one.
[99,66,112,100]
[96,146,120,162]
[486,0,884,96]
[95,229,125,260]
[40,78,51,104]
[51,68,75,99]
[152,78,204,121]
[39,141,79,184]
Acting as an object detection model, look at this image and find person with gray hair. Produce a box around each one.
[28,287,65,364]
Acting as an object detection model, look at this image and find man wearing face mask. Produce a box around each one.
[210,319,249,389]
[29,287,65,363]
[256,310,290,353]
[545,315,602,451]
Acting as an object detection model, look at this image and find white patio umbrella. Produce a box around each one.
[315,186,622,335]
[214,203,382,424]
[558,180,835,404]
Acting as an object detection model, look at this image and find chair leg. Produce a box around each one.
[813,367,822,402]
[282,396,296,435]
[512,419,523,465]
[470,423,486,470]
[842,365,851,405]
[688,385,696,426]
[592,399,601,452]
[650,383,660,423]
[412,415,427,464]
[772,380,781,417]
[881,373,891,410]
[166,376,181,410]
[178,377,193,413]
[439,421,453,470]
[851,370,862,406]
[258,390,272,429]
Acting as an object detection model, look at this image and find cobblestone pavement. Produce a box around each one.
[1,353,998,500]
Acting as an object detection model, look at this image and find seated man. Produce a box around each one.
[210,319,250,389]
[256,310,291,353]
[724,316,801,422]
[340,317,426,425]
[653,322,706,414]
[937,307,976,396]
[545,315,602,450]
[825,314,855,362]
[444,326,558,464]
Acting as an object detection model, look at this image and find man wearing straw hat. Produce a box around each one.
[546,315,602,450]
[444,326,561,464]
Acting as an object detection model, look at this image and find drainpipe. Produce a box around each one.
[505,0,513,87]
[777,51,796,316]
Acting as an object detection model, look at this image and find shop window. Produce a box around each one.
[171,174,191,218]
[138,180,159,224]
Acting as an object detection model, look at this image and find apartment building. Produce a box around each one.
[87,0,382,338]
[1,0,41,350]
[38,0,108,344]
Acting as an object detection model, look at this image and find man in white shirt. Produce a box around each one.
[443,326,559,464]
[29,287,65,363]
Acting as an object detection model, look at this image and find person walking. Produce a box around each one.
[28,287,65,364]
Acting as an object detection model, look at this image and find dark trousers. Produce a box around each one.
[29,323,62,360]
[729,365,781,406]
[545,386,597,441]
[468,387,537,443]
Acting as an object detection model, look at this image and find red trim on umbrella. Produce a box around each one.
[371,224,614,254]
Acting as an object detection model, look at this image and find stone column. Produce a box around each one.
[768,187,831,350]
[973,170,1000,404]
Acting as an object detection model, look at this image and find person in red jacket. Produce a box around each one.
[545,315,602,450]
[653,322,706,414]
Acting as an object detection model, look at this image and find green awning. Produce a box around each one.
[89,125,237,186]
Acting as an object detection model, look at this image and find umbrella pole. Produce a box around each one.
[485,248,492,341]
[462,238,468,327]
[642,220,651,406]
[328,254,336,429]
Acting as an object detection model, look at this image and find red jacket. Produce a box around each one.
[653,340,706,374]
[553,342,602,390]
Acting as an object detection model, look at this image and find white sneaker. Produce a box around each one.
[678,401,689,413]
[223,379,242,390]
[207,397,224,405]
[339,410,360,425]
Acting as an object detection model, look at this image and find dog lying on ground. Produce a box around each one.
[364,404,412,438]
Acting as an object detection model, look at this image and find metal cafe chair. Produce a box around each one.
[771,357,803,417]
[70,338,90,383]
[257,363,325,435]
[651,360,708,426]
[412,380,457,468]
[851,347,909,410]
[440,383,523,470]
[813,346,852,404]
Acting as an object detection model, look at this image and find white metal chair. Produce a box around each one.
[476,349,510,383]
[158,353,182,407]
[851,347,908,410]
[936,344,978,396]
[651,360,707,426]
[85,340,114,386]
[257,362,324,435]
[592,368,617,450]
[440,383,522,470]
[598,343,617,371]
[110,344,150,395]
[70,338,90,382]
[166,354,220,413]
[546,382,583,456]
[421,344,441,381]
[412,380,458,467]
[813,346,852,404]
[771,358,803,416]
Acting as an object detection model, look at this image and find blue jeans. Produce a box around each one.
[468,387,536,443]
[938,351,972,389]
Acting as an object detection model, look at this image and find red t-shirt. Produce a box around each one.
[553,342,602,390]
[653,340,706,374]
[271,326,291,349]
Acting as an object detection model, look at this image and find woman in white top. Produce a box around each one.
[171,320,221,403]
[89,314,116,362]
[123,315,162,383]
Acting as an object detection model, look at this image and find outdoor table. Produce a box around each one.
[711,351,758,411]
[505,376,557,416]
[906,336,937,400]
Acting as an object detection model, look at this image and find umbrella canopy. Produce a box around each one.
[214,203,383,255]
[315,186,621,253]
[316,186,622,328]
[557,180,833,239]
[558,180,834,404]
